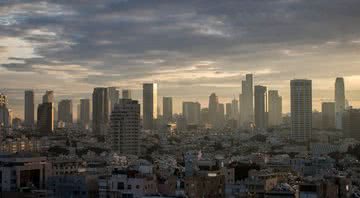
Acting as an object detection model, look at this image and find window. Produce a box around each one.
[118,182,124,190]
[128,185,131,190]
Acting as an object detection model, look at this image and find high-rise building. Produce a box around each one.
[0,93,11,129]
[24,90,35,127]
[108,87,119,111]
[200,108,209,125]
[122,89,132,99]
[217,103,225,128]
[143,83,157,130]
[208,93,219,128]
[111,99,140,155]
[79,99,90,129]
[58,100,73,125]
[42,90,54,103]
[162,97,173,122]
[37,102,54,134]
[322,102,335,130]
[182,102,201,125]
[335,77,346,130]
[225,103,232,120]
[268,90,282,127]
[254,85,267,130]
[240,74,254,127]
[231,99,239,120]
[343,108,360,140]
[92,88,110,136]
[290,79,312,143]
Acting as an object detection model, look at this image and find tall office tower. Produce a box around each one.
[122,89,132,99]
[162,97,173,122]
[240,74,254,127]
[92,87,110,136]
[182,102,201,125]
[37,102,54,134]
[42,90,54,103]
[290,79,312,143]
[111,99,140,155]
[200,108,209,125]
[322,102,335,130]
[254,85,267,130]
[58,99,73,125]
[335,77,346,130]
[24,90,35,127]
[79,99,90,129]
[143,83,158,130]
[217,103,225,127]
[231,99,239,120]
[225,103,232,120]
[208,93,219,128]
[108,87,119,111]
[343,108,360,140]
[0,93,11,128]
[268,90,282,127]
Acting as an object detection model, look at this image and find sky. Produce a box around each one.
[1,0,360,119]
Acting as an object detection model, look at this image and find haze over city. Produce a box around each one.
[1,0,360,118]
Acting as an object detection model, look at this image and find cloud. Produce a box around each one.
[1,0,360,117]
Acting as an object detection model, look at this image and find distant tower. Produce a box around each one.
[143,83,157,130]
[0,93,11,129]
[108,87,119,111]
[58,99,73,125]
[268,90,282,127]
[92,87,110,136]
[254,85,267,130]
[111,99,140,155]
[37,102,54,134]
[24,90,35,127]
[79,99,90,129]
[291,79,312,143]
[240,74,254,127]
[231,98,239,120]
[217,103,225,128]
[208,93,219,128]
[162,97,173,122]
[322,102,335,130]
[335,77,345,130]
[182,102,201,125]
[122,89,132,99]
[225,103,232,120]
[42,90,54,103]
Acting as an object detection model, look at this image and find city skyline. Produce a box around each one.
[1,0,360,118]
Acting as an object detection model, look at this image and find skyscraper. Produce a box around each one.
[290,79,312,143]
[0,93,11,129]
[108,87,119,111]
[343,108,360,140]
[42,90,54,103]
[79,99,90,129]
[240,74,254,127]
[231,99,239,120]
[162,97,173,122]
[92,87,110,136]
[322,102,335,130]
[217,103,225,128]
[143,83,157,130]
[208,93,219,128]
[58,99,73,125]
[254,85,267,130]
[335,77,345,130]
[268,90,282,127]
[182,102,201,125]
[111,99,140,155]
[225,103,232,120]
[122,89,132,99]
[24,90,35,127]
[37,102,54,134]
